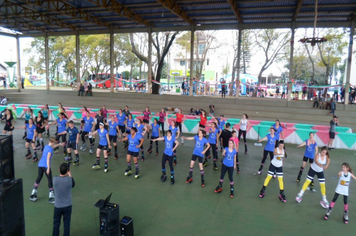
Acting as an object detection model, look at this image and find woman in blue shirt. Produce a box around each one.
[124,114,135,150]
[119,127,144,179]
[166,113,180,165]
[87,122,111,173]
[296,132,318,184]
[256,127,278,175]
[106,115,120,160]
[21,106,33,139]
[203,122,220,170]
[214,140,237,198]
[135,119,147,161]
[16,118,37,160]
[152,130,179,184]
[148,118,160,155]
[76,112,95,153]
[182,130,210,187]
[58,120,80,165]
[116,109,126,138]
[49,112,67,155]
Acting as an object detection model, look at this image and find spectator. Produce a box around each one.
[83,80,88,92]
[52,163,75,236]
[194,107,201,116]
[302,85,307,99]
[181,79,186,95]
[78,83,84,96]
[328,116,338,150]
[21,77,25,89]
[221,78,226,98]
[313,96,319,108]
[3,76,7,89]
[341,85,345,102]
[209,103,215,116]
[319,95,326,109]
[100,105,108,119]
[325,94,332,110]
[189,108,194,115]
[0,97,8,105]
[329,98,336,115]
[276,86,280,98]
[86,83,93,96]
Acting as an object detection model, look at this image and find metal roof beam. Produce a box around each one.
[227,0,243,23]
[85,0,151,27]
[293,0,304,21]
[155,0,194,25]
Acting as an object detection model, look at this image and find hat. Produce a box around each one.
[99,122,104,126]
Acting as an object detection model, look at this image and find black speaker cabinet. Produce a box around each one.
[120,216,133,236]
[0,135,14,186]
[0,178,25,236]
[100,203,120,236]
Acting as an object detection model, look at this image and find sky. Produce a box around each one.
[0,28,355,85]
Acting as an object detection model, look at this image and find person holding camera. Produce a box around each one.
[328,116,339,150]
[52,163,75,236]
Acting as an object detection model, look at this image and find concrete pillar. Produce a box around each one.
[344,21,354,105]
[189,26,195,96]
[76,31,80,90]
[236,28,242,98]
[148,28,152,94]
[110,29,114,93]
[287,25,295,101]
[45,33,50,94]
[16,35,21,92]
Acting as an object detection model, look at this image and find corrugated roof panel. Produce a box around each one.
[239,0,297,8]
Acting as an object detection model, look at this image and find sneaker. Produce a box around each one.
[124,168,132,176]
[186,176,193,184]
[64,156,72,164]
[174,159,177,166]
[257,170,262,175]
[279,191,287,203]
[92,163,100,170]
[156,153,159,156]
[230,187,234,198]
[344,212,349,224]
[213,164,218,170]
[48,191,55,204]
[259,187,266,198]
[295,193,303,203]
[141,157,145,162]
[104,164,108,173]
[320,198,329,209]
[147,149,152,154]
[236,166,240,174]
[324,208,332,220]
[32,157,38,162]
[82,143,87,151]
[114,154,118,160]
[89,148,93,154]
[73,159,79,166]
[170,175,175,185]
[29,189,37,202]
[25,153,32,159]
[135,169,140,179]
[181,137,184,144]
[201,179,205,187]
[107,151,111,156]
[160,174,167,182]
[203,160,208,167]
[215,185,222,193]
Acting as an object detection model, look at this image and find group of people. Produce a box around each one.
[1,102,354,234]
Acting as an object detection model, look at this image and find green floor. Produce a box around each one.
[10,126,356,235]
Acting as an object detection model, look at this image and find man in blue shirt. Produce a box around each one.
[29,137,60,203]
[58,120,80,165]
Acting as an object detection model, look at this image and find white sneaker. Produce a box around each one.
[48,191,55,204]
[295,193,303,203]
[29,189,37,202]
[320,198,329,209]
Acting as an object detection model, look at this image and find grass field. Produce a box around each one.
[7,125,356,236]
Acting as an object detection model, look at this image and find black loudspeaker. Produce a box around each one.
[0,178,25,236]
[99,204,120,236]
[120,216,134,236]
[0,135,14,186]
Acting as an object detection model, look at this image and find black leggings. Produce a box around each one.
[238,129,247,143]
[205,143,218,160]
[162,154,174,173]
[55,134,67,143]
[81,131,95,145]
[220,164,233,183]
[332,193,348,204]
[35,167,53,189]
[158,121,165,136]
[261,150,273,164]
[176,122,182,135]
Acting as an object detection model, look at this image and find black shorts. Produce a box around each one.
[4,125,13,131]
[329,131,335,139]
[267,164,283,177]
[127,150,139,157]
[67,142,78,150]
[81,120,85,124]
[191,154,204,163]
[98,144,108,150]
[109,135,117,142]
[307,168,325,183]
[25,120,29,124]
[150,136,158,141]
[126,129,131,134]
[36,127,45,134]
[302,156,314,163]
[118,125,125,133]
[43,117,48,121]
[143,119,149,124]
[199,124,205,129]
[26,138,35,143]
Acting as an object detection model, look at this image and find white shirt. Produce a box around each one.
[271,148,284,168]
[240,119,248,131]
[335,172,351,196]
[311,153,326,173]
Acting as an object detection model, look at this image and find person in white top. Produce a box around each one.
[325,162,356,224]
[238,114,250,154]
[295,146,331,208]
[259,140,286,202]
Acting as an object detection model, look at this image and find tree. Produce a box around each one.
[130,32,178,94]
[254,29,290,85]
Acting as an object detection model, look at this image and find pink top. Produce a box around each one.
[230,137,239,148]
[159,112,165,122]
[143,111,151,120]
[100,109,108,118]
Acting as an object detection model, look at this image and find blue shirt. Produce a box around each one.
[38,145,53,168]
[169,125,178,140]
[208,128,219,144]
[42,109,48,118]
[272,124,283,140]
[26,124,36,139]
[116,114,126,126]
[108,121,118,136]
[25,112,31,121]
[223,147,237,167]
[164,136,175,156]
[264,134,277,152]
[151,123,160,137]
[218,118,225,130]
[126,119,134,131]
[83,116,95,132]
[128,133,142,152]
[97,129,108,146]
[135,124,144,134]
[57,118,67,133]
[193,135,208,157]
[304,139,317,159]
[66,126,79,143]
